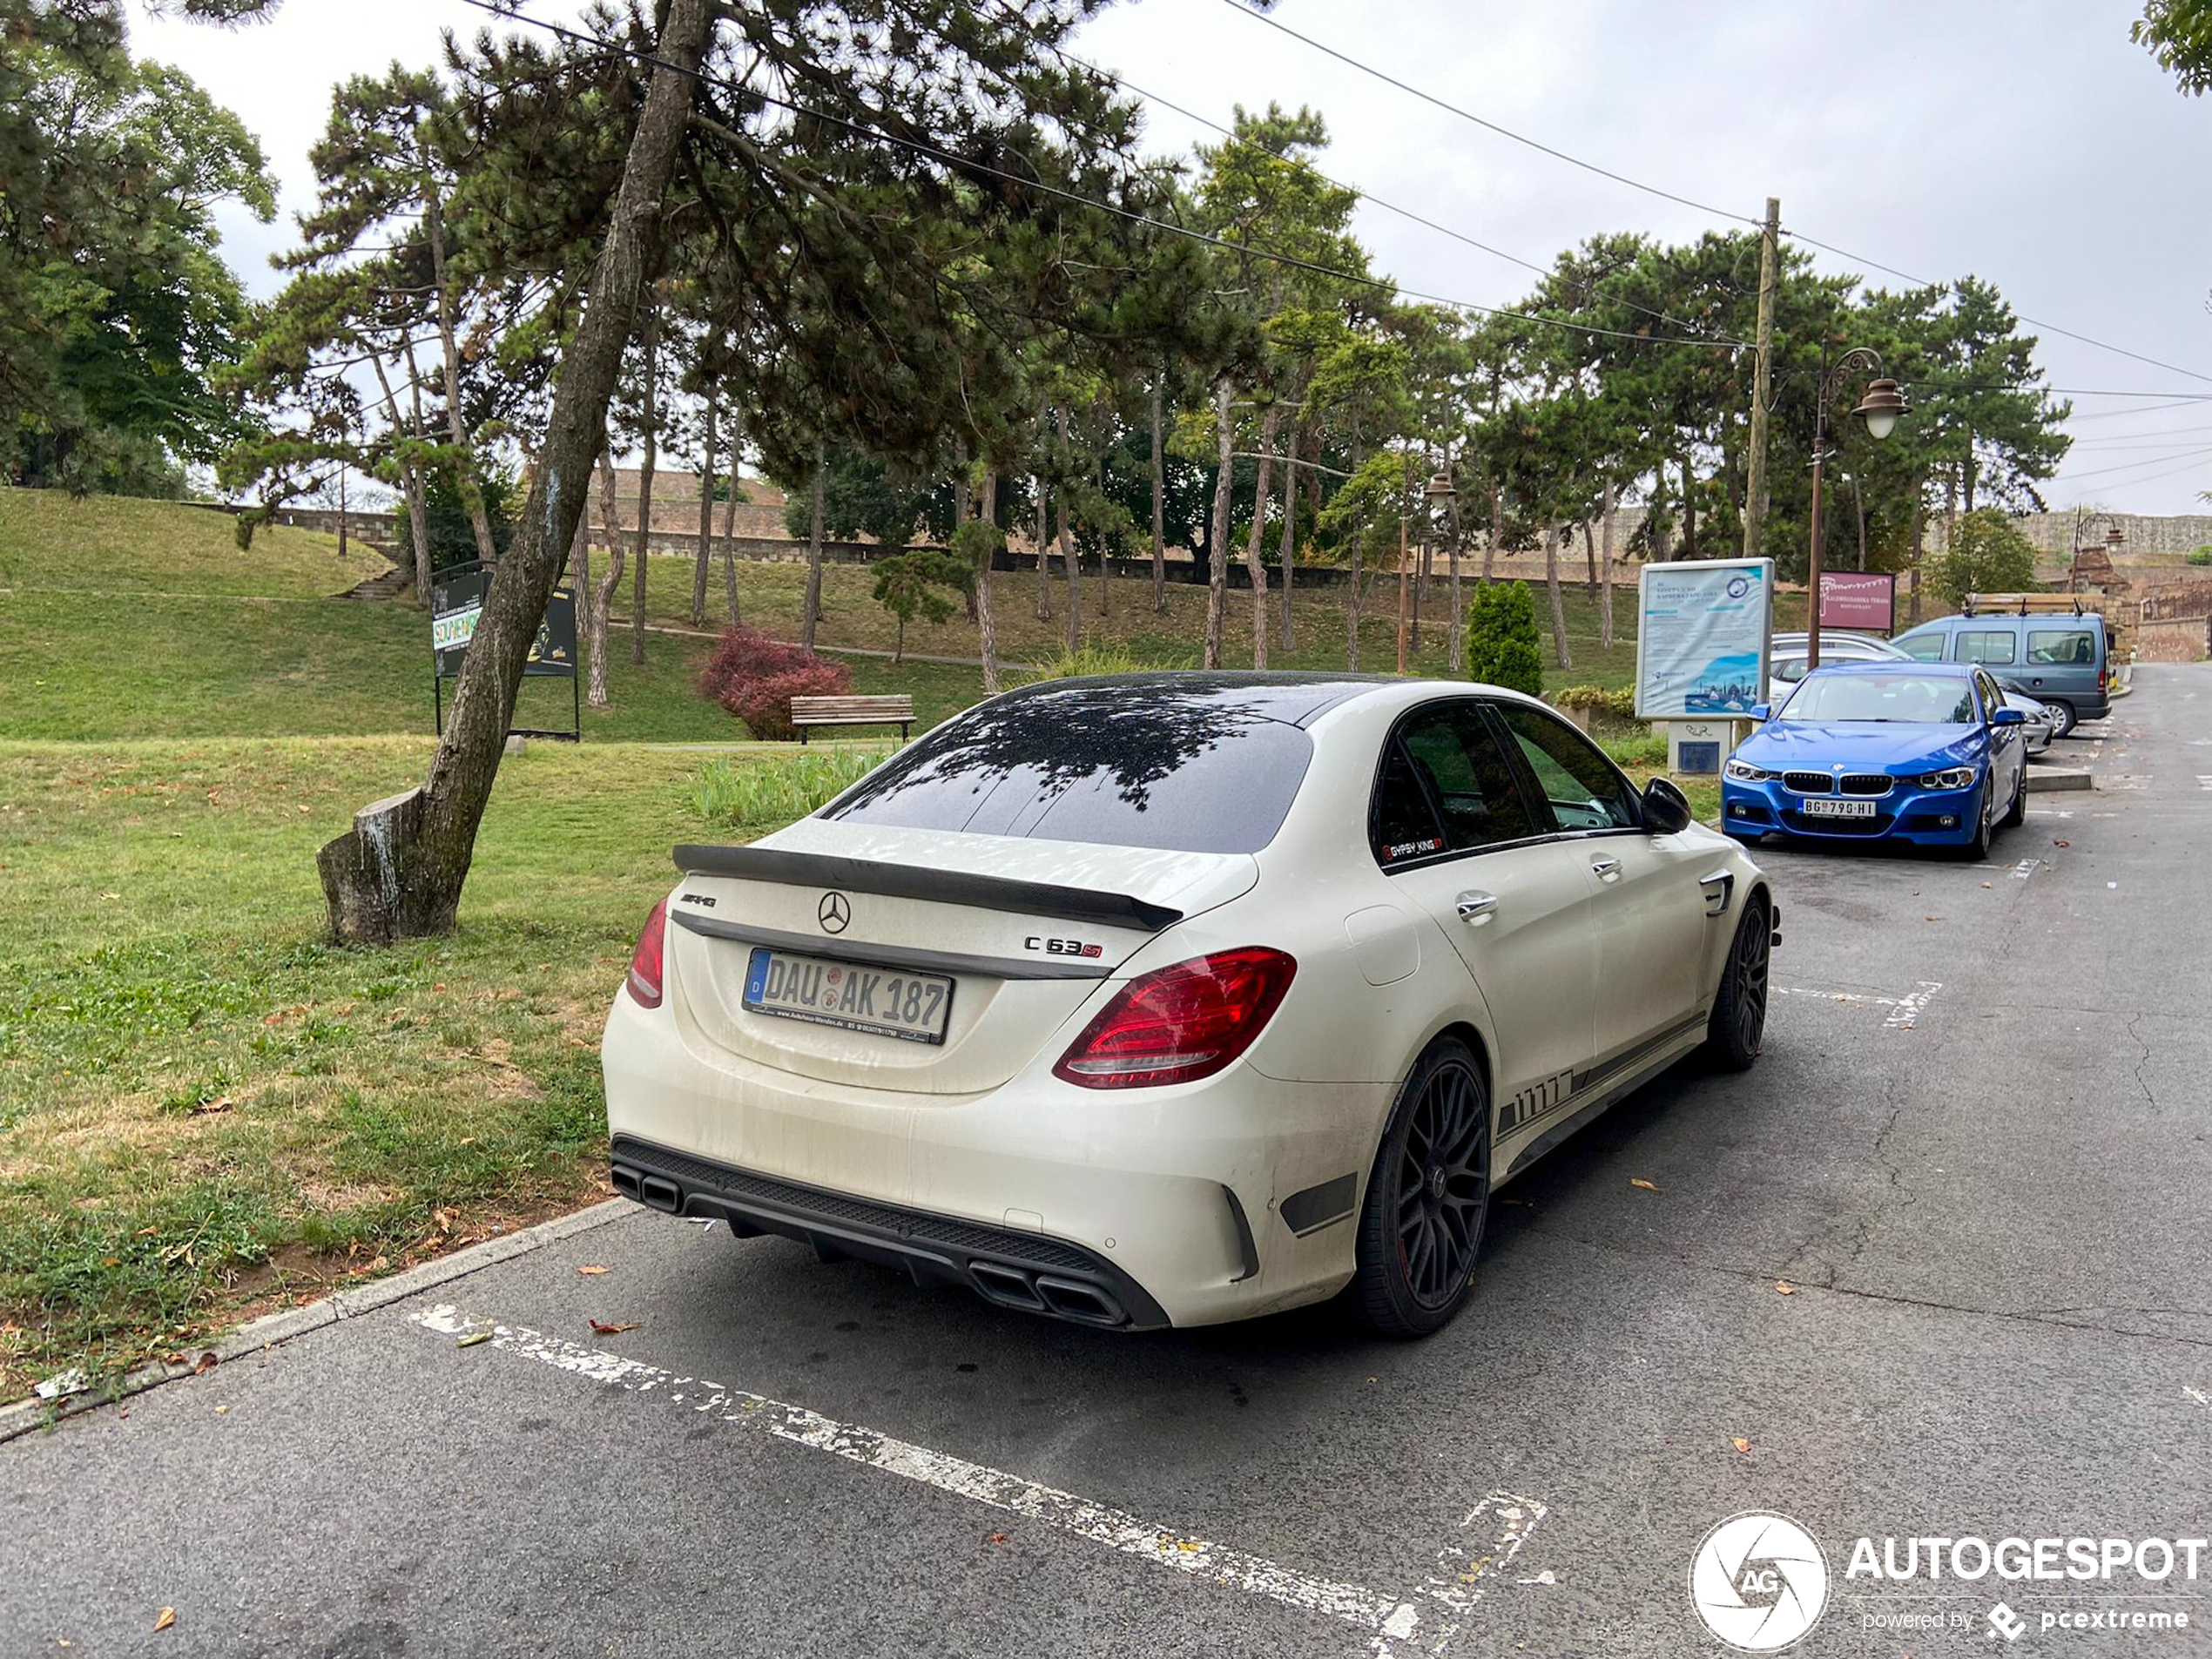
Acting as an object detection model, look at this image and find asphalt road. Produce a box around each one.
[6,667,2209,1659]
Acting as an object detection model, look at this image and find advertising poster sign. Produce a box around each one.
[1817,570,1897,633]
[430,566,577,680]
[1634,558,1773,719]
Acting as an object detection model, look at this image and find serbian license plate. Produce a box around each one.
[1801,797,1877,819]
[742,948,952,1044]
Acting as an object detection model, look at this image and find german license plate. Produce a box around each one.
[1801,797,1876,819]
[742,948,952,1044]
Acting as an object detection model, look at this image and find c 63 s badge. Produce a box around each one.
[1026,935,1104,959]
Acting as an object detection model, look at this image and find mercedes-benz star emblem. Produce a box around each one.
[817,892,852,934]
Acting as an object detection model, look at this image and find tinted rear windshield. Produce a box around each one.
[819,682,1315,853]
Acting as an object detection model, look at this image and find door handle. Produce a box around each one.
[1454,891,1499,925]
[1590,855,1622,880]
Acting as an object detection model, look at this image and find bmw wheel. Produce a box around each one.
[2001,763,2027,828]
[1703,894,1770,1073]
[1960,778,1993,861]
[1351,1037,1490,1338]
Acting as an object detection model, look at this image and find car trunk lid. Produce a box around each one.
[663,819,1258,1094]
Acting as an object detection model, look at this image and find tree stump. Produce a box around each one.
[317,787,426,946]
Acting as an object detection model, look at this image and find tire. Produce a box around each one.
[2001,762,2027,828]
[1959,778,1993,860]
[2042,699,2077,738]
[1703,894,1770,1072]
[1350,1037,1491,1339]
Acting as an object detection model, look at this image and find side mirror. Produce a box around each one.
[1748,703,1771,723]
[1992,707,2026,727]
[1641,777,1694,835]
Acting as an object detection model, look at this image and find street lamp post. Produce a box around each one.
[2068,511,2127,594]
[1805,350,1908,670]
[1399,469,1455,674]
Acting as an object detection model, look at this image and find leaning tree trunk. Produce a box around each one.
[629,300,661,664]
[801,449,826,651]
[421,168,500,568]
[587,447,624,710]
[691,386,716,626]
[720,406,742,624]
[316,0,711,945]
[1345,528,1366,671]
[1203,374,1233,671]
[1546,527,1573,671]
[1149,370,1168,614]
[1244,403,1277,669]
[1033,454,1052,623]
[976,470,1002,697]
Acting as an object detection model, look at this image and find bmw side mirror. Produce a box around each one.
[1748,703,1771,723]
[1991,707,2026,727]
[1642,777,1694,835]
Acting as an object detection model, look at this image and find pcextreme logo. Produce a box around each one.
[1689,1512,1831,1651]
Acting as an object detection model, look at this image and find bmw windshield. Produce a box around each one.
[1780,672,1977,724]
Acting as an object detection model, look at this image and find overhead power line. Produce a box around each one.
[2047,444,2212,481]
[1015,17,1749,348]
[1217,0,1760,229]
[455,0,1746,357]
[1218,0,2212,393]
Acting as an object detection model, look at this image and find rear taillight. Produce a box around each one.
[1053,947,1296,1089]
[625,900,667,1008]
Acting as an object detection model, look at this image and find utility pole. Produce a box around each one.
[1740,196,1780,563]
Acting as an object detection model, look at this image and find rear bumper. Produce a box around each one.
[601,988,1383,1329]
[610,1135,1171,1329]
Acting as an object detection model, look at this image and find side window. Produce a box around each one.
[1893,628,1946,662]
[1978,672,2004,720]
[1774,655,1809,683]
[2027,628,2095,666]
[1956,629,2017,665]
[1371,705,1537,867]
[1489,704,1639,833]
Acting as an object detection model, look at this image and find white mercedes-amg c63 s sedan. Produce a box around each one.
[603,673,1775,1337]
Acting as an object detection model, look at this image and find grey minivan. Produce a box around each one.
[1892,613,2109,736]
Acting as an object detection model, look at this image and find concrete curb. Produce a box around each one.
[2028,768,2094,793]
[0,1199,633,1446]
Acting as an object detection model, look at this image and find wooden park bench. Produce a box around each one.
[791,693,915,744]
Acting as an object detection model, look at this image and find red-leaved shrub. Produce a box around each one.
[698,625,851,740]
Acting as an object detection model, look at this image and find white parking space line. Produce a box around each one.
[2012,858,2040,880]
[1882,981,1942,1029]
[412,1305,1544,1656]
[1771,981,1943,1028]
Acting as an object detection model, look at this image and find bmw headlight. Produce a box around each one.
[1723,759,1776,783]
[1917,766,1976,790]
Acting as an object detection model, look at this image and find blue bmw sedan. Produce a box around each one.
[1721,661,2030,858]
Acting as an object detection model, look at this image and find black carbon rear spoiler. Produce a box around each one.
[671,845,1184,934]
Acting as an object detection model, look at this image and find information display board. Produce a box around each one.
[1633,558,1773,719]
[428,560,579,739]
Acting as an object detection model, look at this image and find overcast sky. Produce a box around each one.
[130,0,2212,516]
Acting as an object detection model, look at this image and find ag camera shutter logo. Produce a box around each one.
[1689,1512,1831,1650]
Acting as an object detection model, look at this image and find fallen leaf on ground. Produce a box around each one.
[1731,1437,1751,1456]
[2054,839,2069,847]
[456,1332,493,1348]
[1629,1177,1659,1192]
[153,1608,175,1633]
[190,1096,233,1116]
[577,1264,610,1276]
[987,1531,1008,1546]
[590,1319,640,1336]
[192,1352,217,1375]
[212,1406,227,1415]
[1924,915,1943,922]
[1776,1281,1796,1296]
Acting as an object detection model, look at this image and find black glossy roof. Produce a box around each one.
[995,671,1394,728]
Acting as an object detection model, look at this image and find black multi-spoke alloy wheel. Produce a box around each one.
[2002,762,2027,827]
[1351,1038,1490,1337]
[1703,894,1770,1073]
[1960,779,1993,861]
